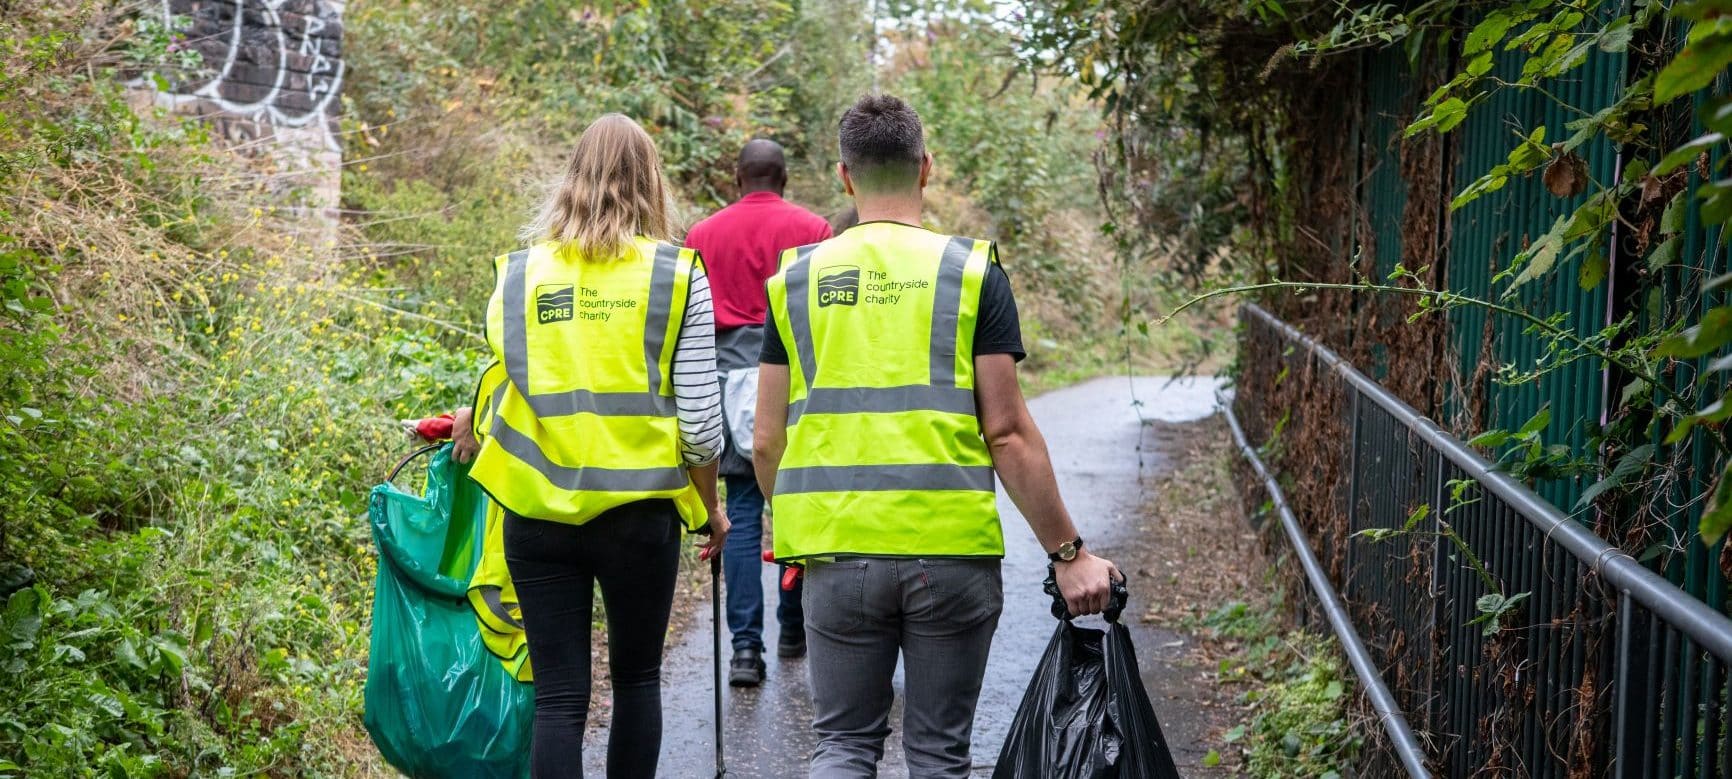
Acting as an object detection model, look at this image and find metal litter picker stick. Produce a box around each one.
[709,551,727,777]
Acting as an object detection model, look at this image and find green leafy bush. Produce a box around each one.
[1206,600,1361,776]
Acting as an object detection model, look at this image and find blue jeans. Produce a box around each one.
[723,474,804,651]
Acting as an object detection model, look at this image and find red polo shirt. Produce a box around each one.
[685,191,833,330]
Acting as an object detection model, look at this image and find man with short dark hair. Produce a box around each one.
[755,94,1120,777]
[686,138,832,687]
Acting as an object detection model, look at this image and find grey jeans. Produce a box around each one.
[803,557,1004,778]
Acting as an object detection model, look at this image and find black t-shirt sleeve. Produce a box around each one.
[760,303,790,364]
[973,261,1025,362]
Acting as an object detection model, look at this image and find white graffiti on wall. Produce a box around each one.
[143,0,345,150]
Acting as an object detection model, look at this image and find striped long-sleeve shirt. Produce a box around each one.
[673,267,724,466]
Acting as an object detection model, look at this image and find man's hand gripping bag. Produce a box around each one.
[992,570,1182,779]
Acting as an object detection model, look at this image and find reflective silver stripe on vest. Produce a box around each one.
[776,464,995,494]
[787,385,976,425]
[928,236,974,386]
[489,413,690,492]
[643,243,680,398]
[474,585,523,630]
[502,249,533,398]
[502,246,676,419]
[782,238,975,420]
[784,245,820,390]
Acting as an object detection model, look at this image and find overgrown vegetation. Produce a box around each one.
[1021,0,1726,772]
[1026,0,1730,543]
[1202,598,1360,777]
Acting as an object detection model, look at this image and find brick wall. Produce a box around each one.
[131,0,346,223]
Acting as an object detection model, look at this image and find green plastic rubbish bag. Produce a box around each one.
[364,443,533,778]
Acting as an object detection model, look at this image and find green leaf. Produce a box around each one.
[1407,97,1468,138]
[1657,306,1732,358]
[1654,32,1732,104]
[1706,271,1732,295]
[1322,680,1344,699]
[1575,444,1654,508]
[1467,51,1495,77]
[1703,180,1732,227]
[1579,247,1608,290]
[1598,18,1635,52]
[1224,724,1246,743]
[1202,750,1222,767]
[1403,503,1431,530]
[1662,189,1688,235]
[150,634,188,675]
[1505,215,1567,294]
[1468,429,1511,448]
[1648,237,1681,271]
[87,691,126,720]
[1705,95,1732,135]
[1509,125,1550,169]
[1656,132,1724,175]
[1546,38,1596,78]
[1465,13,1514,56]
[114,637,145,670]
[1517,404,1552,436]
[5,589,42,650]
[1691,394,1732,425]
[1700,466,1732,547]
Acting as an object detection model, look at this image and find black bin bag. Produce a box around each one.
[992,570,1182,779]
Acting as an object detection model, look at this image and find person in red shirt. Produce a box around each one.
[685,139,832,686]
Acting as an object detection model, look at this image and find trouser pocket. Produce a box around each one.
[803,559,870,634]
[916,559,1004,629]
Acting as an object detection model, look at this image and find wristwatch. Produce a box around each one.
[1048,536,1084,563]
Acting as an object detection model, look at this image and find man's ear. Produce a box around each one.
[918,153,933,189]
[837,162,855,197]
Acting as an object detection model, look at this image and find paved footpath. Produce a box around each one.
[588,376,1225,777]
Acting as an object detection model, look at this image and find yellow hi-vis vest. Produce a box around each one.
[765,222,1003,561]
[467,237,707,530]
[468,499,532,681]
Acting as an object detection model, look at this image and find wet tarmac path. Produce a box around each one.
[588,376,1224,777]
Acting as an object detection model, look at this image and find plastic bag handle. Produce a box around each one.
[369,444,472,601]
[387,443,446,484]
[1043,564,1130,623]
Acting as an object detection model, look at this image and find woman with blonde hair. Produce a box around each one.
[453,113,729,777]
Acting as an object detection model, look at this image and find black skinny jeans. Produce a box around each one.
[504,501,683,779]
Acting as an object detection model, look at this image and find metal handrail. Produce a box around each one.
[1242,302,1732,662]
[1220,389,1434,778]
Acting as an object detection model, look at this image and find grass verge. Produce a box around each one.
[1133,416,1360,776]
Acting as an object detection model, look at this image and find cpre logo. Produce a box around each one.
[817,265,859,307]
[536,284,575,323]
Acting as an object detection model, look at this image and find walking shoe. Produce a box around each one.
[777,626,807,659]
[729,647,766,687]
